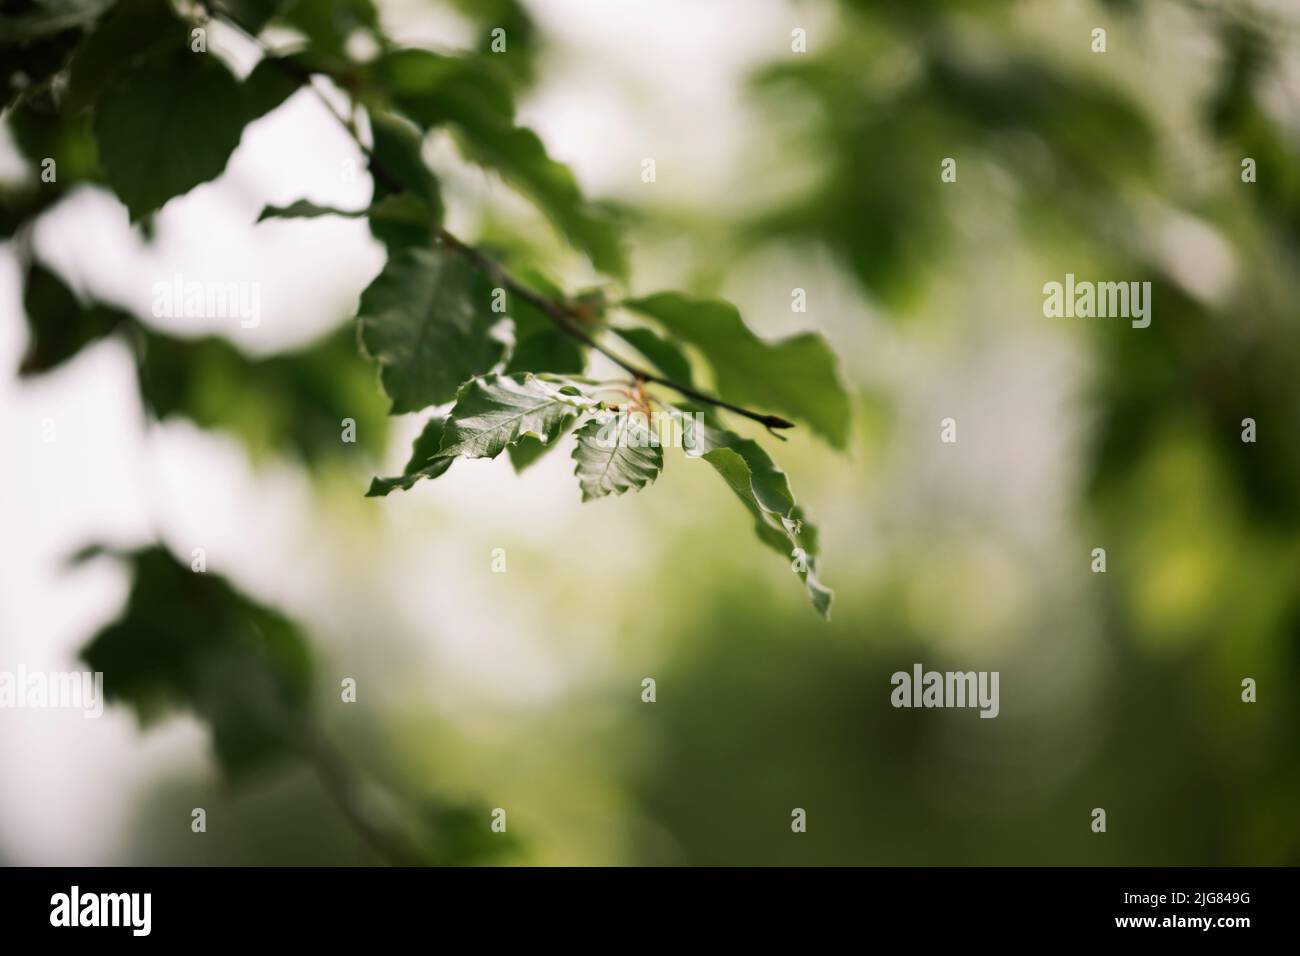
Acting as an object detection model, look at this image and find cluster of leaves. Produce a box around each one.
[5,0,848,618]
[749,0,1300,662]
[751,0,1156,306]
[3,0,850,861]
[21,260,389,460]
[72,545,513,865]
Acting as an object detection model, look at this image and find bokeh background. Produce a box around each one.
[3,0,1300,865]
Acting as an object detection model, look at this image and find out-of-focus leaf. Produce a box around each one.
[137,326,388,463]
[257,192,436,250]
[369,111,440,208]
[240,54,306,119]
[21,259,386,461]
[504,324,584,376]
[355,245,505,413]
[500,280,585,375]
[444,0,537,85]
[408,798,522,865]
[276,0,379,58]
[92,50,247,219]
[626,292,850,448]
[610,325,694,386]
[216,0,291,34]
[370,48,515,127]
[449,121,626,277]
[257,199,371,221]
[65,0,182,111]
[751,21,1155,302]
[78,546,314,776]
[7,85,100,184]
[93,48,299,220]
[18,260,128,374]
[363,194,438,251]
[369,49,625,276]
[366,414,453,496]
[367,111,442,247]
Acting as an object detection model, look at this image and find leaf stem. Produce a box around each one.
[211,4,795,435]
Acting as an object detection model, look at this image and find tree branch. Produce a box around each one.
[434,232,795,432]
[210,5,795,434]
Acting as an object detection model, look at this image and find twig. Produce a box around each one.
[296,719,423,867]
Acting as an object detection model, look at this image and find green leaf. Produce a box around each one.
[65,0,182,111]
[79,546,315,776]
[443,0,537,81]
[408,796,523,866]
[3,93,96,234]
[19,261,385,461]
[369,112,442,209]
[450,121,626,277]
[507,412,577,473]
[683,416,833,617]
[18,260,130,374]
[355,245,505,413]
[218,0,292,34]
[364,193,438,250]
[572,412,663,501]
[370,49,625,276]
[500,281,584,375]
[276,0,379,58]
[8,85,100,179]
[366,111,442,248]
[257,199,368,221]
[257,193,437,250]
[366,414,454,496]
[371,49,515,128]
[137,326,388,463]
[93,48,299,220]
[93,50,245,219]
[625,292,850,448]
[240,55,305,121]
[436,372,592,461]
[610,325,694,385]
[504,326,584,376]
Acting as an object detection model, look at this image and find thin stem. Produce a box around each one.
[210,4,795,435]
[294,719,423,867]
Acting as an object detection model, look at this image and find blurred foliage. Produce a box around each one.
[615,0,1300,865]
[620,589,1299,865]
[4,0,1300,865]
[20,259,389,461]
[74,545,517,864]
[751,2,1155,306]
[76,545,315,775]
